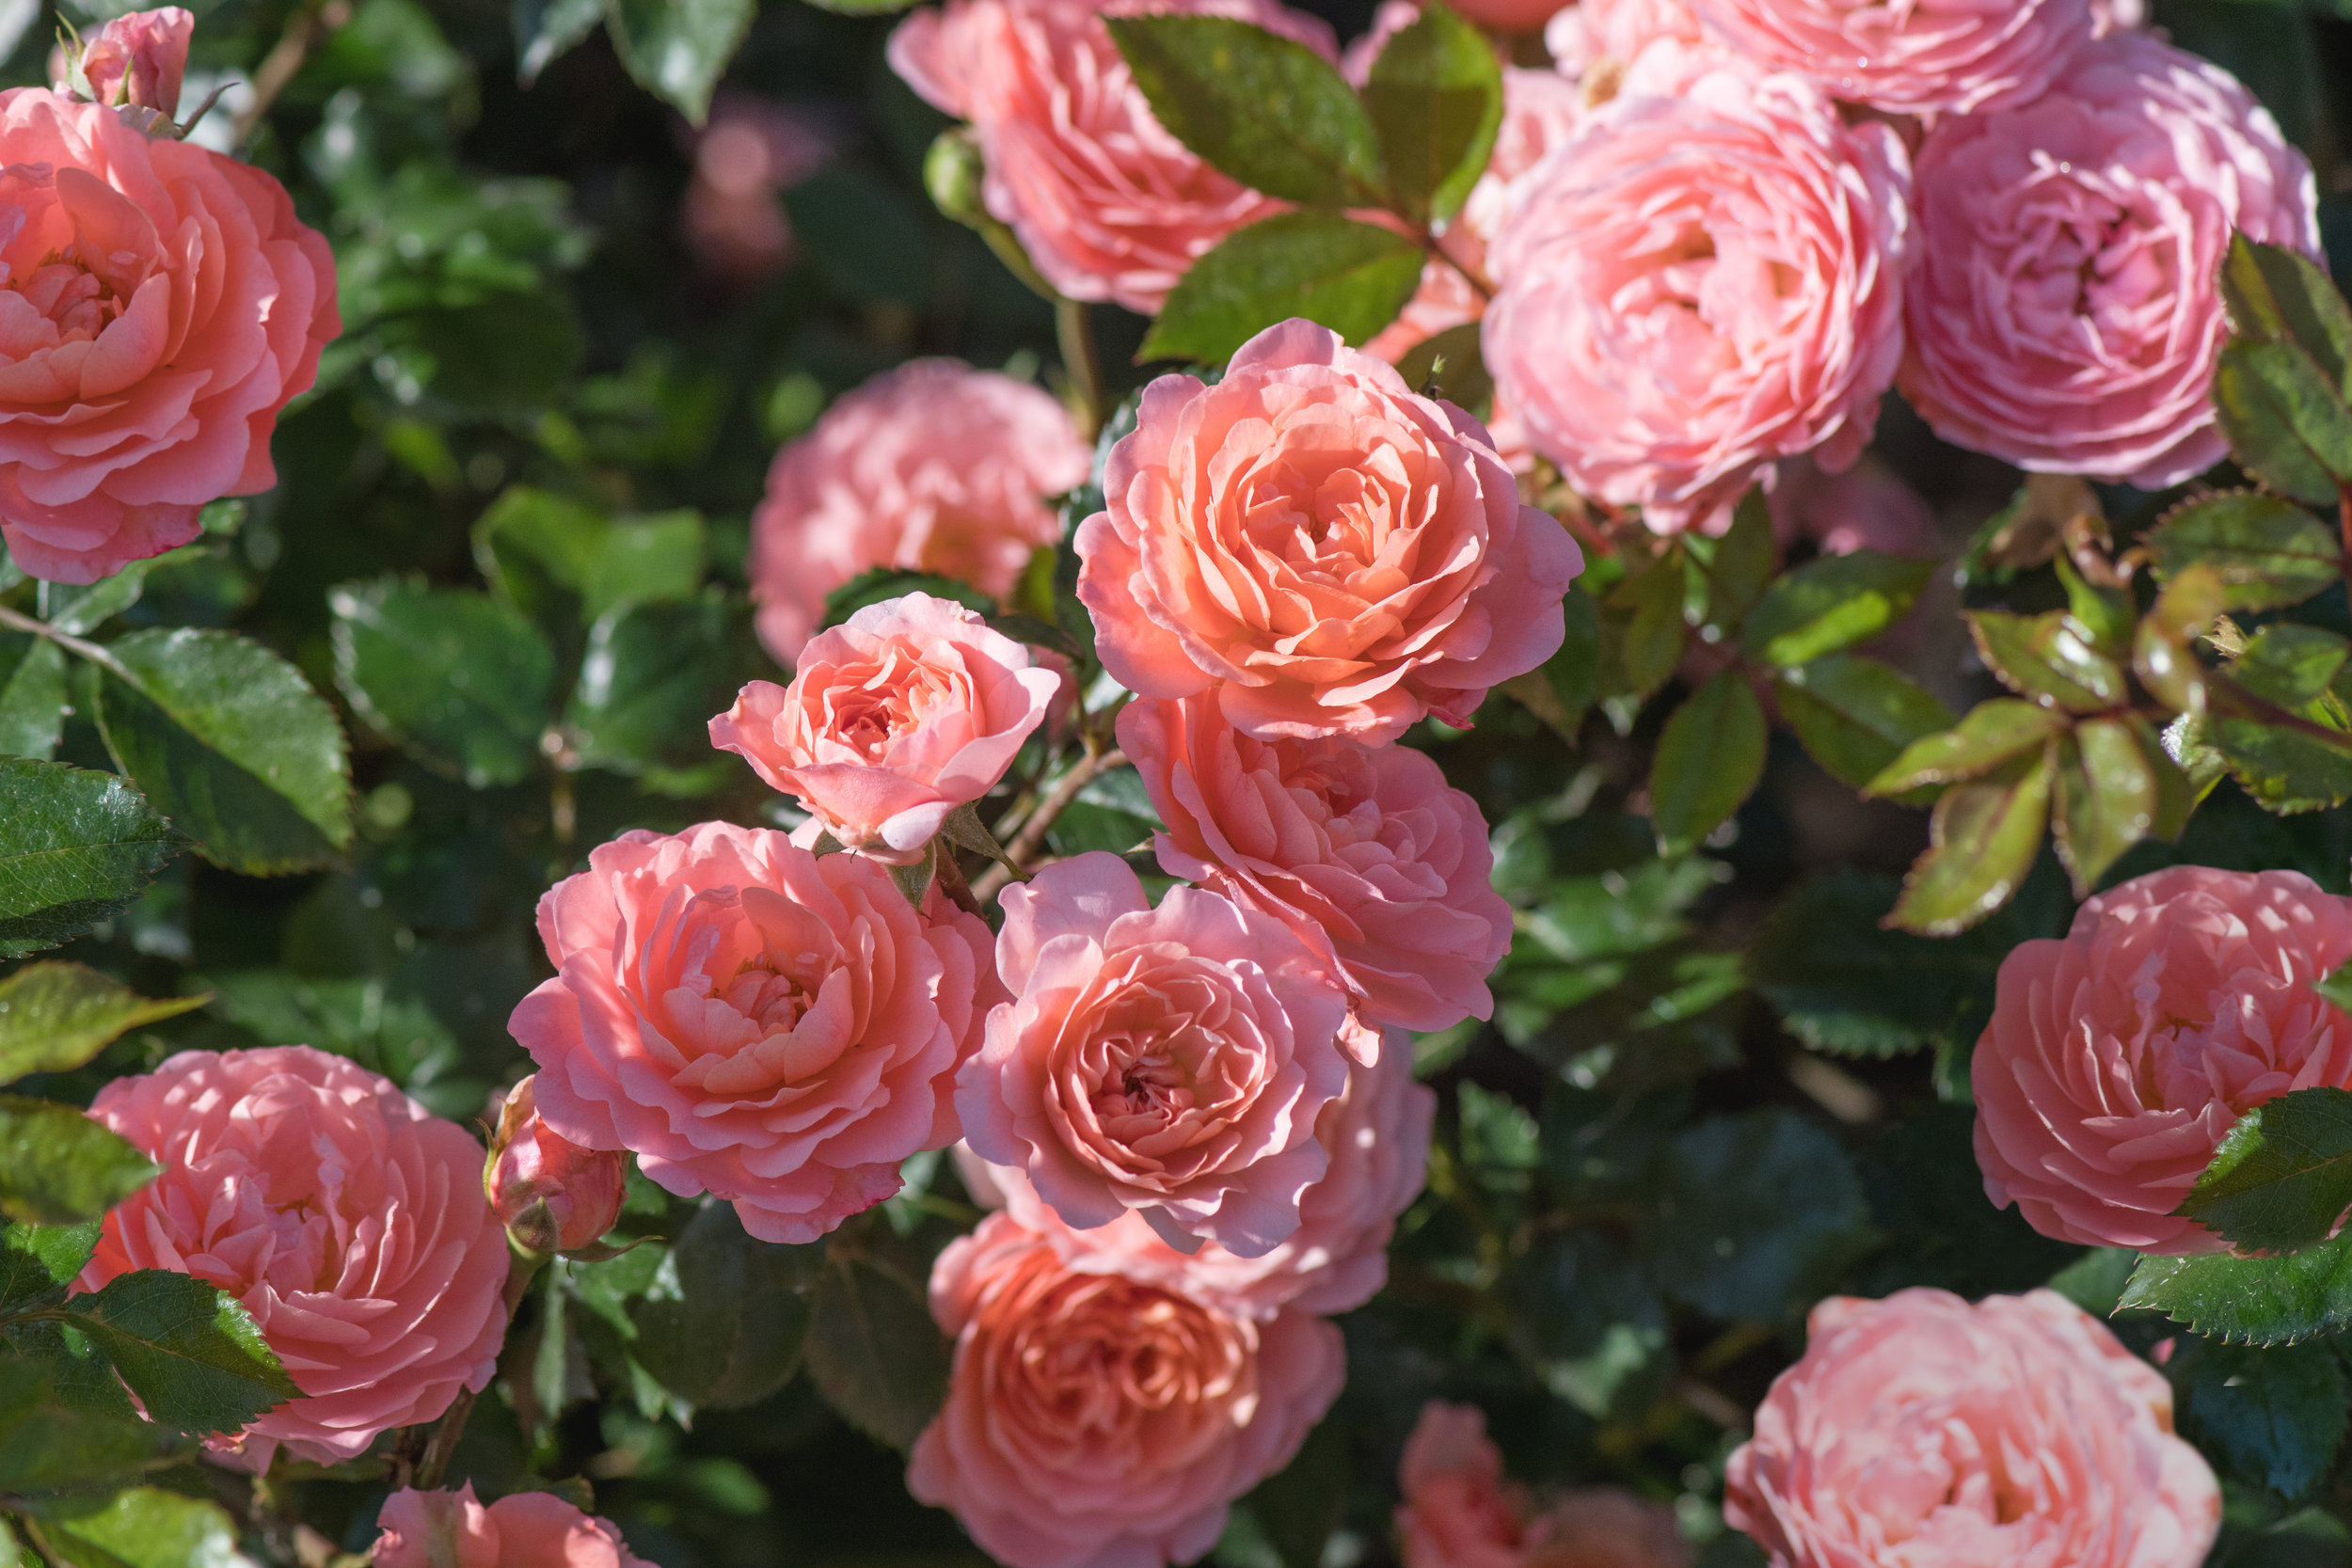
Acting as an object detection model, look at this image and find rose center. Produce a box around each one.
[10,256,121,345]
[724,956,816,1034]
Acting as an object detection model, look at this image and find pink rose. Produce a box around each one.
[373,1484,651,1568]
[1973,865,2352,1254]
[484,1074,628,1256]
[1398,1402,1692,1568]
[0,89,338,583]
[510,821,1000,1244]
[1486,57,1910,533]
[1448,0,1571,37]
[1542,0,1702,79]
[1686,0,2095,114]
[684,94,832,287]
[1120,695,1510,1032]
[78,1046,508,1469]
[889,0,1336,314]
[1724,1289,2220,1568]
[748,360,1089,662]
[79,8,192,116]
[1766,454,1939,561]
[960,1013,1434,1316]
[1077,320,1581,742]
[907,1211,1346,1568]
[957,851,1353,1257]
[710,594,1061,863]
[1898,32,2319,490]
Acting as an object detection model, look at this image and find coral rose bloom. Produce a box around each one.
[1397,1402,1692,1568]
[1899,32,2318,490]
[1973,865,2352,1254]
[1724,1289,2220,1568]
[79,1046,507,1469]
[711,594,1059,864]
[510,821,999,1244]
[1120,695,1510,1032]
[889,0,1332,314]
[1077,320,1580,742]
[958,851,1353,1257]
[748,361,1089,662]
[0,89,337,583]
[374,1484,651,1568]
[1485,56,1910,533]
[961,1015,1435,1317]
[1687,0,2096,114]
[908,1212,1345,1568]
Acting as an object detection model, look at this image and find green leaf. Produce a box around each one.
[203,971,464,1108]
[819,568,996,634]
[515,0,603,83]
[1105,15,1384,206]
[2209,623,2352,813]
[1647,671,1764,855]
[1703,488,1777,634]
[1502,1230,1670,1419]
[1639,1109,1873,1322]
[600,0,754,123]
[1740,552,1935,668]
[0,1096,155,1226]
[474,487,707,626]
[1604,549,1686,701]
[0,1353,176,1497]
[804,1253,949,1450]
[1886,749,2055,937]
[2185,1340,2348,1503]
[2121,1233,2352,1346]
[1774,656,1956,790]
[0,632,67,761]
[1362,1,1501,223]
[59,1268,299,1435]
[0,760,175,959]
[2046,1247,2138,1316]
[568,593,744,777]
[2222,232,2352,394]
[2319,957,2352,1013]
[629,1202,818,1412]
[2050,717,2162,896]
[1140,212,1424,364]
[45,1485,246,1568]
[330,577,557,789]
[2052,555,2136,657]
[2215,339,2352,506]
[1390,320,1490,410]
[1966,610,2128,713]
[2146,490,2342,612]
[91,629,353,876]
[1748,870,2010,1059]
[0,963,204,1085]
[1538,585,1600,735]
[1864,699,2068,797]
[0,1220,98,1312]
[2178,1086,2352,1254]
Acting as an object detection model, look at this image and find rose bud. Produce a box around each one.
[485,1075,628,1256]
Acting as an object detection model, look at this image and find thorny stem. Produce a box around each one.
[1056,297,1104,442]
[413,1386,477,1490]
[931,847,984,917]
[232,0,353,146]
[970,747,1128,904]
[0,600,132,679]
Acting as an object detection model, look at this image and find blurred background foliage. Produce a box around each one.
[9,0,2352,1563]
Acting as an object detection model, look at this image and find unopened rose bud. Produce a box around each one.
[484,1075,626,1256]
[923,128,988,230]
[79,8,193,118]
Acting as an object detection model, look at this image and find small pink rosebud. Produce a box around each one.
[79,8,194,118]
[484,1075,627,1256]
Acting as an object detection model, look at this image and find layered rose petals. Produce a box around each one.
[1397,1402,1691,1568]
[962,1016,1434,1318]
[78,1046,509,1469]
[1120,695,1510,1033]
[1076,320,1580,742]
[889,0,1332,314]
[711,594,1061,864]
[1688,0,2097,114]
[1724,1289,2220,1568]
[747,361,1089,662]
[0,90,337,582]
[374,1484,652,1568]
[957,852,1353,1257]
[509,822,999,1244]
[907,1212,1345,1568]
[1973,865,2352,1254]
[1899,32,2318,489]
[1485,57,1911,532]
